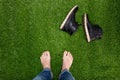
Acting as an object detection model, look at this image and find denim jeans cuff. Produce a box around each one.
[43,68,53,79]
[59,69,69,78]
[59,69,75,80]
[61,69,69,74]
[43,68,51,71]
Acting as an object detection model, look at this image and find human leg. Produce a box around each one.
[59,69,75,80]
[59,51,75,80]
[33,51,53,80]
[33,68,53,80]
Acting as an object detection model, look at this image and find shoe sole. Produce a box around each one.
[84,13,91,42]
[60,5,78,29]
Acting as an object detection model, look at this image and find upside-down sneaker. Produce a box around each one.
[60,5,79,35]
[83,13,103,42]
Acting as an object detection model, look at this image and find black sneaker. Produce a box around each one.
[60,5,79,35]
[83,13,103,42]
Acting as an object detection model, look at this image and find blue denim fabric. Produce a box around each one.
[59,69,75,80]
[33,69,75,80]
[33,68,53,80]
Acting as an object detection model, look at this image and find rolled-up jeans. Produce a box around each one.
[33,68,75,80]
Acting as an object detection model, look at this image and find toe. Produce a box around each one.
[40,52,45,58]
[45,52,48,56]
[70,54,73,60]
[46,51,50,56]
[68,52,71,56]
[47,51,50,57]
[43,51,46,56]
[64,51,67,56]
[44,51,48,56]
[40,54,43,60]
[68,52,73,59]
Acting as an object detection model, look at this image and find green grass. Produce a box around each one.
[0,0,120,80]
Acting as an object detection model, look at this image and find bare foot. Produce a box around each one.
[40,51,51,69]
[62,51,73,71]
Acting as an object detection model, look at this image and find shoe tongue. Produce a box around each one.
[64,21,78,35]
[70,21,79,32]
[70,20,78,27]
[70,25,76,31]
[92,25,103,38]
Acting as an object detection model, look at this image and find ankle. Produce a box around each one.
[62,66,69,71]
[43,66,51,70]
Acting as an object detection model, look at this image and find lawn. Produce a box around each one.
[0,0,120,80]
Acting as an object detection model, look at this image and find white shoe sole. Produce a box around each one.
[84,13,91,42]
[60,5,78,29]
